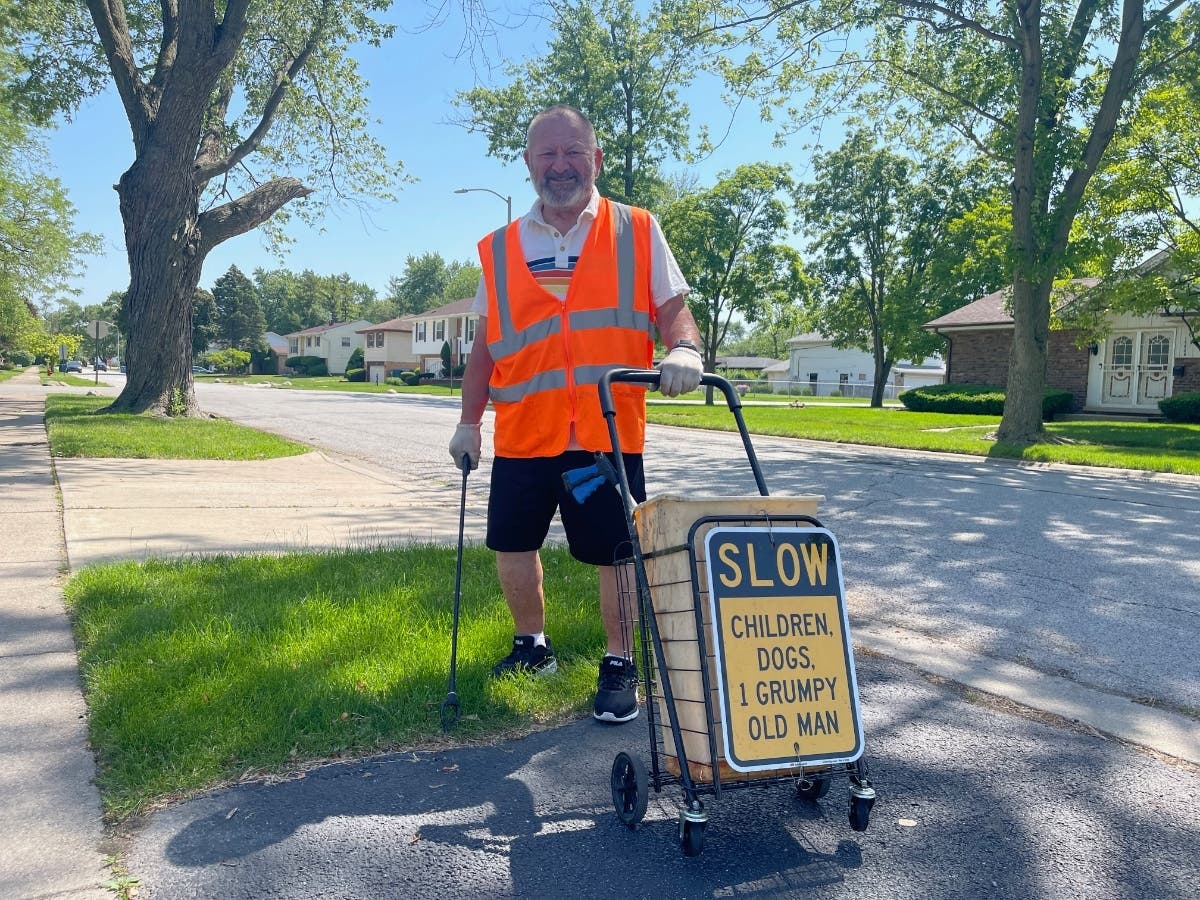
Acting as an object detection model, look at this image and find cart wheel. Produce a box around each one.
[680,818,706,857]
[610,752,648,827]
[849,795,873,832]
[795,775,832,801]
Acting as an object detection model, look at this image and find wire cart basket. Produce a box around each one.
[597,369,876,857]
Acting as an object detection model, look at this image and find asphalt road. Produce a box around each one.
[197,381,1200,716]
[106,381,1200,898]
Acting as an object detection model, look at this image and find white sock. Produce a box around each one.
[529,632,546,648]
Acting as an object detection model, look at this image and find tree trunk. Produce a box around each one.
[997,276,1052,443]
[106,149,203,416]
[871,359,892,408]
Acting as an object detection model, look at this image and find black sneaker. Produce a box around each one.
[593,655,638,723]
[491,635,558,677]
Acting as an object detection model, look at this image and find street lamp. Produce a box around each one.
[454,187,512,223]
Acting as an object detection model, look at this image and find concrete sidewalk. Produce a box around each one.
[0,375,108,899]
[2,370,1197,898]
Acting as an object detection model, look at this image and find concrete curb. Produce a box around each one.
[852,622,1199,765]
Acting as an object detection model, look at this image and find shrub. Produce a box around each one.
[384,376,404,386]
[828,389,841,397]
[347,347,364,371]
[1042,389,1075,419]
[9,350,34,367]
[207,348,252,374]
[285,355,327,376]
[1159,391,1200,423]
[900,383,1073,419]
[344,367,366,383]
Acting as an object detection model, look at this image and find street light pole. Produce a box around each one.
[454,187,512,223]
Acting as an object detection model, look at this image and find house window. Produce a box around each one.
[839,373,849,385]
[465,318,477,342]
[1146,334,1171,367]
[306,336,312,348]
[416,322,427,341]
[315,337,321,347]
[366,333,375,348]
[342,337,351,348]
[858,373,866,381]
[289,340,298,354]
[1111,336,1133,368]
[434,320,445,341]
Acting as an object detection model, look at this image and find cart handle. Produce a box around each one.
[598,368,769,500]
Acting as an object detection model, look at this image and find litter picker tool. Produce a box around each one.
[440,454,471,732]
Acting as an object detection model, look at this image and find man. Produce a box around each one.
[450,104,703,723]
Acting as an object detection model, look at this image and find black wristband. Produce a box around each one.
[671,339,700,353]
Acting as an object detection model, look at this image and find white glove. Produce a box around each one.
[658,344,703,397]
[449,423,482,471]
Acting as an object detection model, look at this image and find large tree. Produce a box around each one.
[384,252,477,315]
[211,265,265,352]
[1066,46,1200,349]
[0,51,97,357]
[696,0,1197,441]
[661,162,806,400]
[452,0,715,209]
[797,130,1001,406]
[10,0,402,414]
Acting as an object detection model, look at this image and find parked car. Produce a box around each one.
[59,360,83,374]
[192,365,213,374]
[93,358,107,371]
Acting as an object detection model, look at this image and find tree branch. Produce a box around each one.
[894,0,1018,48]
[195,2,330,182]
[1050,0,1147,254]
[84,0,152,141]
[197,178,313,255]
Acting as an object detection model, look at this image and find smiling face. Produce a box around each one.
[524,109,603,213]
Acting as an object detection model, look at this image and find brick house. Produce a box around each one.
[357,316,418,384]
[925,284,1200,414]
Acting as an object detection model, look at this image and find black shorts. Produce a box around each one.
[486,451,646,566]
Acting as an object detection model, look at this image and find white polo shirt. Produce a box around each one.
[470,188,690,315]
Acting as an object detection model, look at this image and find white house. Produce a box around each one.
[284,320,370,375]
[410,298,478,375]
[357,317,418,384]
[783,332,945,398]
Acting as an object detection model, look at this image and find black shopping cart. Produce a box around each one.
[597,369,876,857]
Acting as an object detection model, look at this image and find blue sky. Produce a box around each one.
[47,9,803,308]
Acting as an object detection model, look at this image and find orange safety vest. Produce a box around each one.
[478,198,656,458]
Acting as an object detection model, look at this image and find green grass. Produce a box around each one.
[208,374,465,396]
[44,394,308,459]
[41,372,111,387]
[646,403,1200,475]
[65,545,603,819]
[0,366,27,383]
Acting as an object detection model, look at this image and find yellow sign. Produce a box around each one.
[704,526,863,772]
